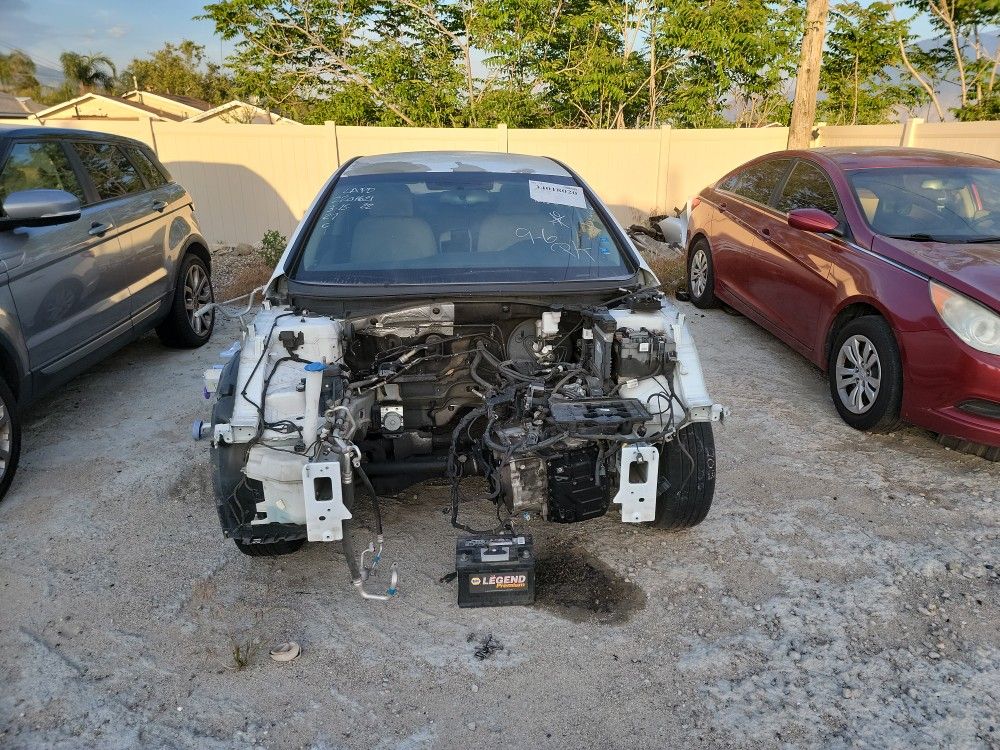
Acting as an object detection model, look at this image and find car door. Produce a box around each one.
[117,144,186,326]
[712,158,792,308]
[69,140,172,327]
[0,138,131,376]
[749,159,843,354]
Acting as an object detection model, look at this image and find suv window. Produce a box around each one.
[126,145,167,188]
[776,161,839,216]
[0,141,84,209]
[730,159,791,205]
[73,142,143,201]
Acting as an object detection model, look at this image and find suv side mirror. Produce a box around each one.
[0,189,82,231]
[787,207,839,234]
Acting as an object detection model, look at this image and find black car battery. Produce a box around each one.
[456,534,535,608]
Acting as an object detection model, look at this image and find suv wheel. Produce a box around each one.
[687,239,719,309]
[828,316,903,432]
[157,254,214,348]
[0,377,22,502]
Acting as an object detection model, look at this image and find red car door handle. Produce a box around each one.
[719,202,727,211]
[760,227,771,236]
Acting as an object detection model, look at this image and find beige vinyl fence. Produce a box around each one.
[2,117,999,245]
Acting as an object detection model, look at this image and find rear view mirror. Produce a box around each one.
[0,189,82,231]
[787,207,839,234]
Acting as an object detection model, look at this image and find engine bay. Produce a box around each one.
[204,291,722,600]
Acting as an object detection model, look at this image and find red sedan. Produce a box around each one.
[687,147,1000,459]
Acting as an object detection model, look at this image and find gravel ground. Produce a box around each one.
[0,298,997,750]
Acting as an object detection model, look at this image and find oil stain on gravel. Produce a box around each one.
[534,539,646,624]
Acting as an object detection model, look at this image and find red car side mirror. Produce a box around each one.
[787,208,839,234]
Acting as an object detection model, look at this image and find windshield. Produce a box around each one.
[291,172,633,285]
[848,166,1000,243]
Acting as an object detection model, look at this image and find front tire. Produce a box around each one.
[651,422,716,529]
[0,377,22,502]
[687,238,719,309]
[156,253,214,348]
[828,316,903,432]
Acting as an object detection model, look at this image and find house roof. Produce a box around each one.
[34,92,185,121]
[0,92,40,118]
[122,90,212,113]
[185,99,299,124]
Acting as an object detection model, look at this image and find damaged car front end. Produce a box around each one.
[202,152,724,598]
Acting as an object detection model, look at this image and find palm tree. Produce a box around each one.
[59,52,117,94]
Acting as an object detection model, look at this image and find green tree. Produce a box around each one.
[119,41,233,104]
[59,52,116,95]
[819,2,922,125]
[0,50,41,98]
[655,0,803,128]
[900,0,1000,121]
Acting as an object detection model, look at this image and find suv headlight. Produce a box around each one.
[929,281,1000,355]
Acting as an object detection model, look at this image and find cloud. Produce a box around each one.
[107,24,128,39]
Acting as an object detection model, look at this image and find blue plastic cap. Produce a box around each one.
[304,361,325,372]
[191,419,205,441]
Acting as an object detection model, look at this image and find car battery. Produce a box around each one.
[456,534,535,608]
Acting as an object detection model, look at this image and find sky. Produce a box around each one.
[0,0,939,86]
[0,0,231,83]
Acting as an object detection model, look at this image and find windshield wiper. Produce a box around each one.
[887,233,942,242]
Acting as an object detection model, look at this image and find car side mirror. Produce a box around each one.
[0,189,82,231]
[787,207,839,234]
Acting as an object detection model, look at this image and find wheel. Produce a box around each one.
[0,377,21,502]
[234,539,306,557]
[686,238,719,309]
[651,422,716,529]
[828,316,903,432]
[156,254,214,348]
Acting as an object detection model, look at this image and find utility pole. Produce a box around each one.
[787,0,830,149]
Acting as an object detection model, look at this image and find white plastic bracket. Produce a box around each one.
[612,443,660,523]
[302,461,352,542]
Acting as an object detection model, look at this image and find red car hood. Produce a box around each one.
[871,235,1000,311]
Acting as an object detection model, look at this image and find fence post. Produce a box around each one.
[656,124,672,213]
[900,117,923,147]
[325,121,340,168]
[497,123,508,153]
[810,122,826,148]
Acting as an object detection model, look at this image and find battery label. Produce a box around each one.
[469,574,529,592]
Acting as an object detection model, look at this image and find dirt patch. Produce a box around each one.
[534,538,647,624]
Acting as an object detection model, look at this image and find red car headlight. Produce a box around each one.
[929,281,1000,355]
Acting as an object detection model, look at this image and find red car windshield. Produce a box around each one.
[848,166,1000,243]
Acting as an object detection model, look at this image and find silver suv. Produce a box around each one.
[0,126,215,499]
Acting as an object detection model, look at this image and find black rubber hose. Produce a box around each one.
[355,465,383,537]
[340,480,362,582]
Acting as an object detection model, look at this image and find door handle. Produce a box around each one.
[88,221,113,237]
[760,227,771,236]
[151,200,167,212]
[719,201,728,212]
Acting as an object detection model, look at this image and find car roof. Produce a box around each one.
[812,146,999,171]
[0,124,146,147]
[342,151,571,177]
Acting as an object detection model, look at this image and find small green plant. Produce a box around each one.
[259,229,288,268]
[229,635,261,671]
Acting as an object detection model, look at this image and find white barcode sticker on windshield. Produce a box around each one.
[529,180,587,208]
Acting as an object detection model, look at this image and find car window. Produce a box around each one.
[293,172,632,285]
[72,142,144,201]
[125,146,167,188]
[776,161,840,216]
[848,166,1000,242]
[0,141,84,210]
[729,159,791,205]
